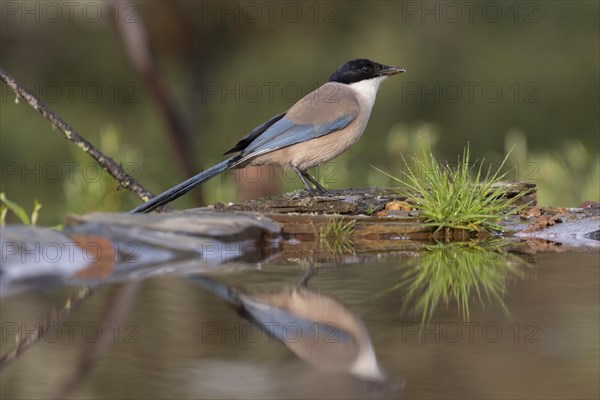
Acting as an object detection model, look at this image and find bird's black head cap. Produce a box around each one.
[328,59,405,84]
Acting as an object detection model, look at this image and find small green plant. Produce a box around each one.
[320,218,355,238]
[394,240,526,322]
[365,202,376,215]
[375,143,527,236]
[319,218,356,255]
[0,193,42,226]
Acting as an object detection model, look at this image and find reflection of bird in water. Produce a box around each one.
[187,267,385,382]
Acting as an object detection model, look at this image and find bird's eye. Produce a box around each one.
[362,65,372,73]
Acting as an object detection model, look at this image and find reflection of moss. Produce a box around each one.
[394,240,526,322]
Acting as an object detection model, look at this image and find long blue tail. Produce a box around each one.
[130,157,238,213]
[186,274,237,303]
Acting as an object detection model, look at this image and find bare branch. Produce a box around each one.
[0,287,96,370]
[0,68,164,208]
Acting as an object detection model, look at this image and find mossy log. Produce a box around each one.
[208,183,537,242]
[212,183,537,215]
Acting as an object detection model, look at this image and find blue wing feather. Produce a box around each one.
[241,115,355,156]
[224,111,287,155]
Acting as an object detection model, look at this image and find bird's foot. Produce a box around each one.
[316,188,331,197]
[304,187,331,197]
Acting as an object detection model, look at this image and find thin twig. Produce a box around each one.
[0,287,96,371]
[0,68,162,207]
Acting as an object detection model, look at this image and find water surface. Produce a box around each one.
[1,251,598,399]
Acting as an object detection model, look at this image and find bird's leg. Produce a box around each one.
[292,165,318,196]
[296,261,316,288]
[301,171,329,194]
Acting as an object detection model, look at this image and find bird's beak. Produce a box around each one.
[378,65,406,77]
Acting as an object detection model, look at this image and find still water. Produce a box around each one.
[1,250,598,399]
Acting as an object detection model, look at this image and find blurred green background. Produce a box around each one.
[1,0,598,225]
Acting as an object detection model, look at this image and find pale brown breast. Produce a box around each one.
[247,82,373,170]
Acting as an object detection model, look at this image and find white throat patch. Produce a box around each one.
[347,76,387,107]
